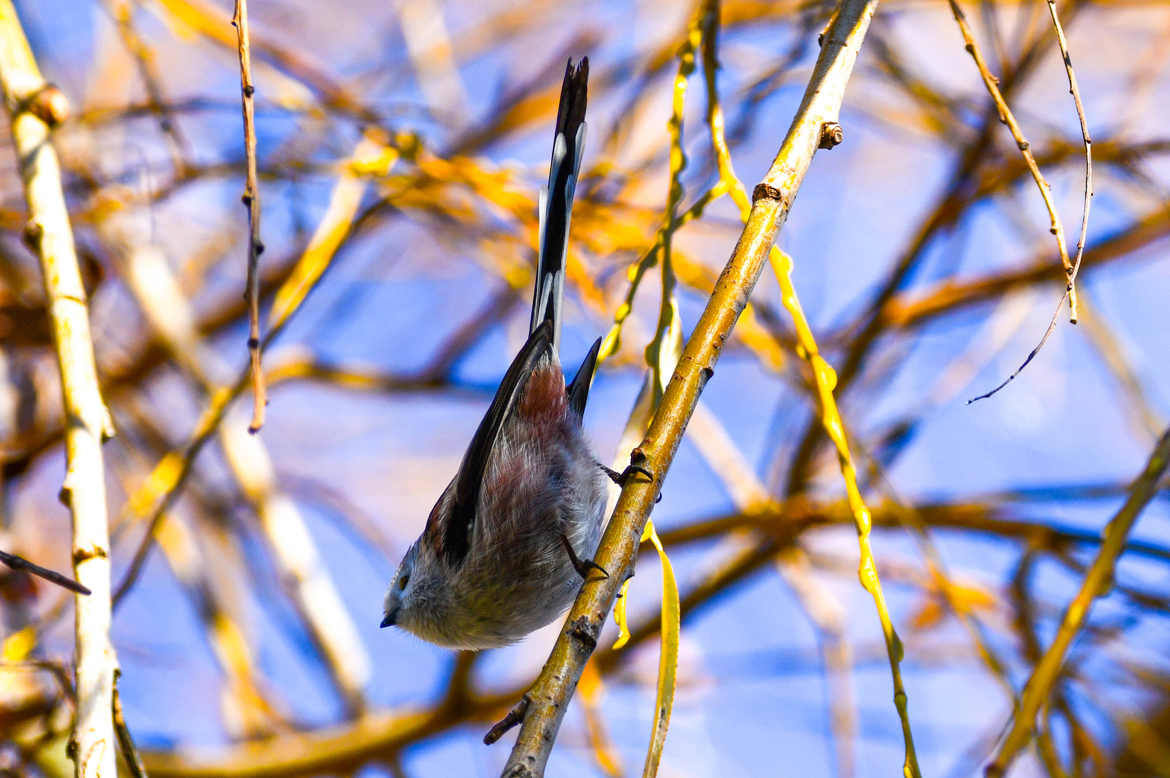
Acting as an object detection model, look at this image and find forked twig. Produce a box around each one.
[962,0,1093,403]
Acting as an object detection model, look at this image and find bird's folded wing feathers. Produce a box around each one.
[431,320,556,567]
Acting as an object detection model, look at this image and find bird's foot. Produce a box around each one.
[559,534,608,581]
[600,452,661,502]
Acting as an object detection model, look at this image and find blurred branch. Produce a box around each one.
[148,0,380,123]
[112,671,147,778]
[104,0,190,173]
[577,663,623,778]
[120,489,1170,778]
[221,421,371,715]
[113,133,394,607]
[106,215,375,720]
[656,498,1170,563]
[0,4,119,778]
[140,687,522,778]
[988,424,1170,776]
[1078,292,1164,443]
[154,508,285,736]
[878,202,1170,332]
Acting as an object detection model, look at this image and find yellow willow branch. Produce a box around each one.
[700,4,919,775]
[500,1,882,774]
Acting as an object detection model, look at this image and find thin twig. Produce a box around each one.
[956,0,1092,403]
[483,696,528,745]
[0,549,91,595]
[501,1,883,774]
[1046,0,1093,319]
[232,0,266,433]
[965,292,1067,404]
[947,0,1074,305]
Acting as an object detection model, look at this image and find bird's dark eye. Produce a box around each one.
[398,574,409,591]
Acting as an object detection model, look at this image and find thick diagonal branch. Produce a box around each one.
[500,1,881,774]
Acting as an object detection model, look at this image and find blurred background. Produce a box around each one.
[1,0,1169,776]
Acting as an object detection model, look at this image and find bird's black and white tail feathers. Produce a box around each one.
[530,57,588,349]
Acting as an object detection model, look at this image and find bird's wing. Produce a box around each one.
[429,320,556,567]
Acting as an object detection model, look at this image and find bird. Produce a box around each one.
[381,57,629,650]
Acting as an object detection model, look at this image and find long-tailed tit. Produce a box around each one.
[381,58,630,649]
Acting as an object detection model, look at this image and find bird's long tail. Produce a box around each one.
[530,57,588,349]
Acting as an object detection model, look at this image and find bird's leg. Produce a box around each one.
[560,534,608,580]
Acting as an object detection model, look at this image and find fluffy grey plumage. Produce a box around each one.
[382,58,607,649]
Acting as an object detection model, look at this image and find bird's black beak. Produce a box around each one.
[380,610,396,628]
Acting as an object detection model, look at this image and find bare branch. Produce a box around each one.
[0,3,118,777]
[232,0,266,433]
[987,425,1170,776]
[500,1,884,774]
[951,0,1093,402]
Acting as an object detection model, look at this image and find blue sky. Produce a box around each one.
[7,1,1170,776]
